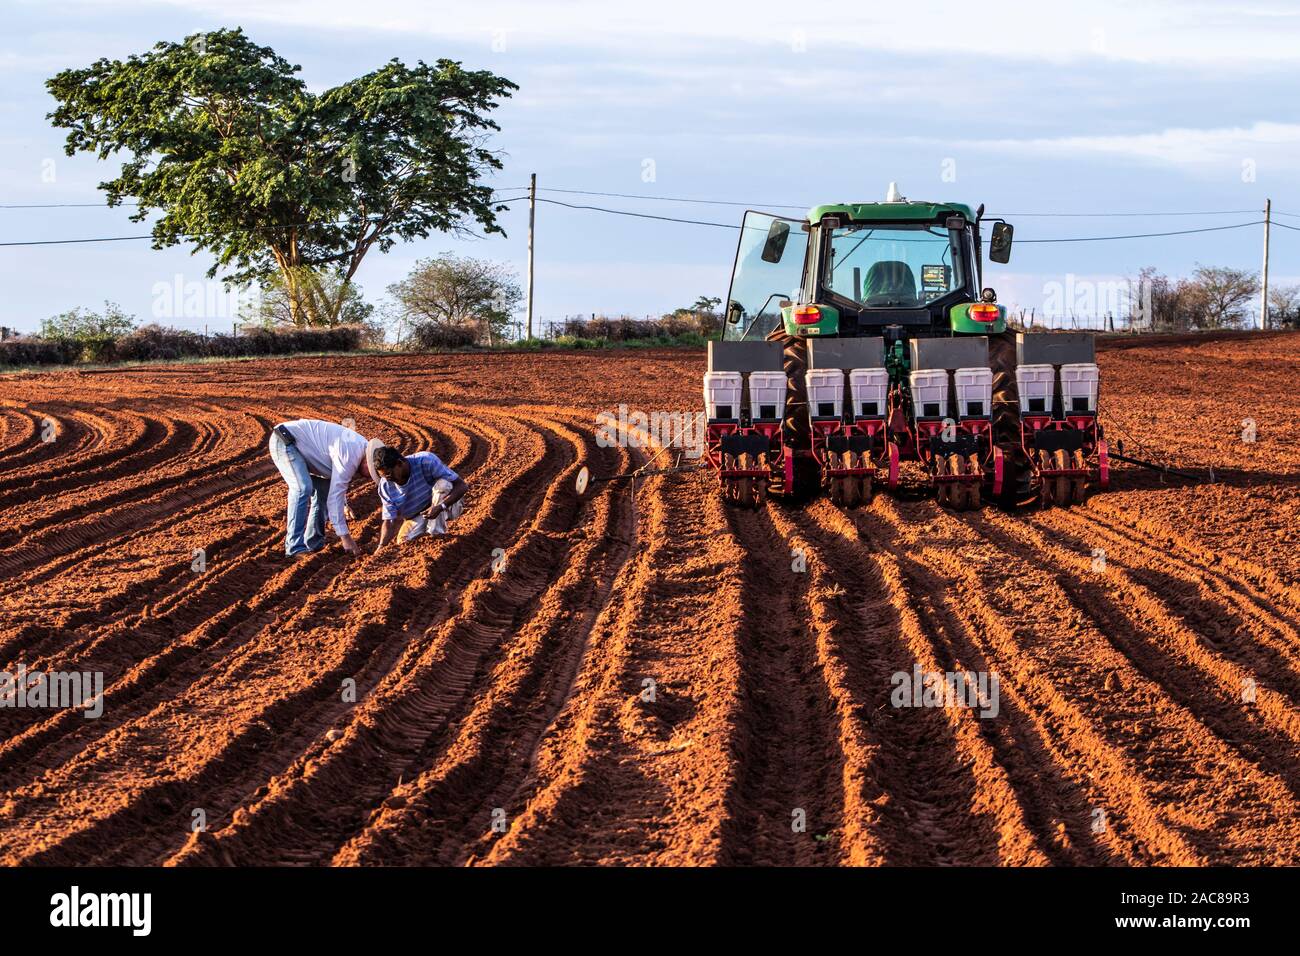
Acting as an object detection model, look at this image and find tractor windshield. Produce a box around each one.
[821,223,967,308]
[723,211,809,341]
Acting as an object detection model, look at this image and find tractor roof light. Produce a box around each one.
[969,303,1000,323]
[793,306,821,325]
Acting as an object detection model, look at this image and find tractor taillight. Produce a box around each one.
[793,306,821,325]
[969,303,999,323]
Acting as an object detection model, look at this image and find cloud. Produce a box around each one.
[950,121,1300,175]
[59,0,1300,66]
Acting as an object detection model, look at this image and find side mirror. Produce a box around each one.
[989,222,1013,264]
[726,300,745,324]
[761,220,791,263]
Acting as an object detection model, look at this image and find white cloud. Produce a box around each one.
[952,121,1300,175]
[53,0,1300,66]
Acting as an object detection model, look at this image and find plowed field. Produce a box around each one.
[1,331,1298,866]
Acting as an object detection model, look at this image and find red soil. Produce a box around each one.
[0,332,1297,866]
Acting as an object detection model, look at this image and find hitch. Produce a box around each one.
[575,461,707,495]
[1111,440,1208,483]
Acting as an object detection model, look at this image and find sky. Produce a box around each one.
[2,0,1300,334]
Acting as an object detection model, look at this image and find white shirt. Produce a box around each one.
[278,419,368,537]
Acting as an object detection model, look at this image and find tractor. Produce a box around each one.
[702,184,1108,509]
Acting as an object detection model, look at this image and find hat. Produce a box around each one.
[365,438,386,485]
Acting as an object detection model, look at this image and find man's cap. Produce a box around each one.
[366,438,386,485]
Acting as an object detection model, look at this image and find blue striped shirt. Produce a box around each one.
[378,452,459,520]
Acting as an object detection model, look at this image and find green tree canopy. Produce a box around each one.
[387,253,523,345]
[47,28,517,326]
[242,267,375,329]
[40,302,137,341]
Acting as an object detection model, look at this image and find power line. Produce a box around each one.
[990,209,1259,217]
[533,197,738,228]
[537,186,807,210]
[521,199,1274,242]
[0,199,1285,247]
[0,202,136,209]
[5,185,1290,226]
[0,212,401,247]
[1016,220,1264,243]
[531,187,1270,220]
[0,234,152,247]
[0,186,530,210]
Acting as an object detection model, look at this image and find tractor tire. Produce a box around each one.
[989,328,1029,506]
[767,328,811,451]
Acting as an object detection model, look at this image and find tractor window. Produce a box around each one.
[723,211,808,341]
[823,224,966,308]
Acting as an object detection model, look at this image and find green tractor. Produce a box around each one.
[702,184,1108,509]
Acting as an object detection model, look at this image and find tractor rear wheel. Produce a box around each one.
[767,328,811,450]
[989,328,1029,506]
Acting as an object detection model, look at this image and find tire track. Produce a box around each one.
[784,501,1056,865]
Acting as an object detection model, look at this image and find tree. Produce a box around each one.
[690,295,722,314]
[242,267,375,328]
[1191,264,1258,329]
[1268,283,1300,328]
[47,28,517,327]
[39,302,137,361]
[387,254,523,345]
[40,302,136,340]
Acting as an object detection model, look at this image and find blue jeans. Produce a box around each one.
[268,432,329,555]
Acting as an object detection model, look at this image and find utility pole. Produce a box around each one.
[526,173,536,341]
[1261,198,1271,330]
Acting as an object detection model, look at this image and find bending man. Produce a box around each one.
[371,444,469,550]
[267,418,375,556]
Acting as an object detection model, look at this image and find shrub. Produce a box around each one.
[558,313,720,342]
[409,322,479,350]
[0,323,363,369]
[113,324,207,362]
[0,338,81,367]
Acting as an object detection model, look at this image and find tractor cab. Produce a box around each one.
[723,185,1014,342]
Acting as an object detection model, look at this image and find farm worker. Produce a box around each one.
[267,419,376,556]
[370,444,469,550]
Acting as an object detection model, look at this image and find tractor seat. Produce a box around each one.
[862,260,918,307]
